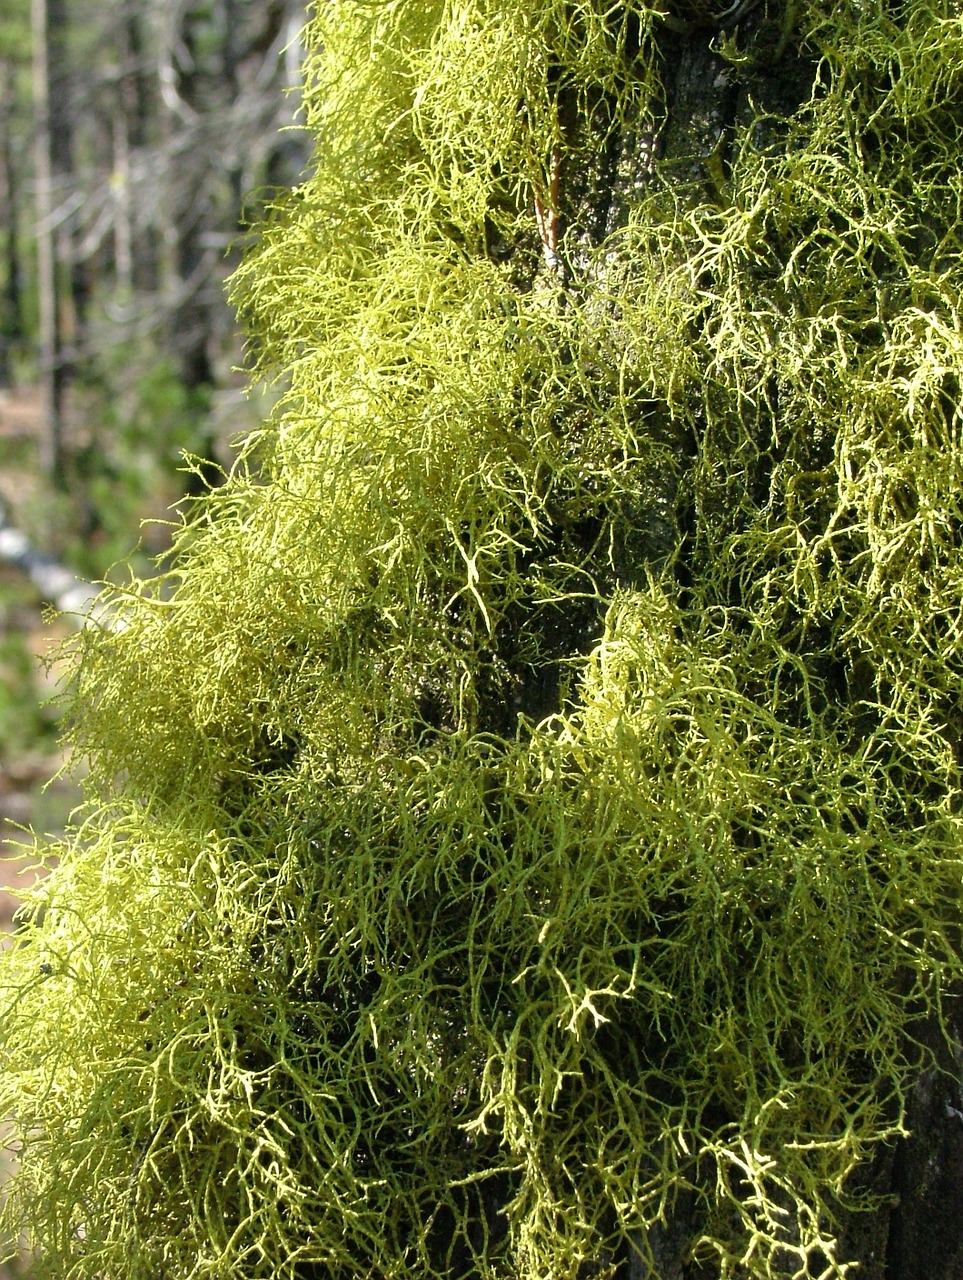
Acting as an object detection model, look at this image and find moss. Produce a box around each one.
[3,1,963,1276]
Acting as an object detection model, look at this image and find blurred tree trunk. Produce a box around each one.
[30,0,65,484]
[112,0,157,297]
[46,0,88,338]
[0,56,24,388]
[169,1,222,495]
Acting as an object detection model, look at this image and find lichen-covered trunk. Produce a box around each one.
[577,10,963,1278]
[4,4,963,1279]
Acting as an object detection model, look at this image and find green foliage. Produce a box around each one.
[0,0,31,65]
[66,346,216,576]
[3,0,963,1276]
[0,582,59,762]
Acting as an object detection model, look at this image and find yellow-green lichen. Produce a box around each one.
[3,1,963,1277]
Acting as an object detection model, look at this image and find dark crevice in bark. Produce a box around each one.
[880,1001,963,1280]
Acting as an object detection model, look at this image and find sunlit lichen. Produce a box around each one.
[3,1,963,1277]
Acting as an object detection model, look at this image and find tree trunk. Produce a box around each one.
[0,57,24,389]
[118,0,159,297]
[30,0,65,484]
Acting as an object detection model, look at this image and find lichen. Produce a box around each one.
[3,1,963,1277]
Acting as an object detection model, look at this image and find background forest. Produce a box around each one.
[0,0,310,863]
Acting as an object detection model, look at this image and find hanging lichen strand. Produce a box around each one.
[3,1,963,1276]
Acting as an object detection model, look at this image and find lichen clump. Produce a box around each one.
[4,1,963,1277]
